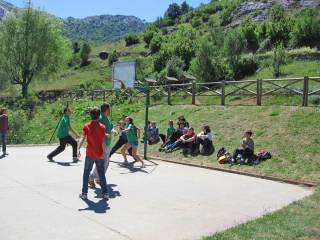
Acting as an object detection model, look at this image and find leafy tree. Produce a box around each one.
[181,1,191,14]
[166,56,185,79]
[224,30,246,78]
[108,50,119,66]
[272,43,287,77]
[241,19,259,52]
[124,32,140,46]
[72,42,80,54]
[171,24,197,70]
[80,42,91,66]
[267,4,292,46]
[191,36,225,83]
[165,3,182,22]
[153,48,171,72]
[290,9,320,49]
[150,33,164,54]
[0,5,70,97]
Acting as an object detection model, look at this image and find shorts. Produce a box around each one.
[128,140,139,148]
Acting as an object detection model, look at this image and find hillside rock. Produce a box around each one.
[230,0,320,27]
[0,0,15,19]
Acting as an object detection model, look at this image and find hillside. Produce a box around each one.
[63,15,147,42]
[0,0,14,19]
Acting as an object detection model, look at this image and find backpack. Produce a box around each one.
[257,150,272,161]
[217,147,233,164]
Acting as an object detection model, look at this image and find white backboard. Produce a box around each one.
[112,60,136,89]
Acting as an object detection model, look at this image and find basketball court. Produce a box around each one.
[0,146,313,240]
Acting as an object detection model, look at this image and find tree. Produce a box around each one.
[290,9,320,49]
[80,42,91,66]
[108,50,119,66]
[181,1,191,14]
[0,5,70,97]
[191,36,225,83]
[272,43,287,77]
[165,3,181,22]
[224,30,246,78]
[72,42,80,54]
[166,56,185,79]
[240,19,259,52]
[124,32,140,46]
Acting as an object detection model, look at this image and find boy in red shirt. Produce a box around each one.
[78,108,109,201]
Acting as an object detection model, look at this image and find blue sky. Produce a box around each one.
[8,0,211,21]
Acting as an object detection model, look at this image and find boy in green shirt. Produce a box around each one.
[89,103,116,188]
[47,108,80,163]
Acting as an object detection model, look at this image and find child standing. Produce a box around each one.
[0,108,9,156]
[78,108,109,201]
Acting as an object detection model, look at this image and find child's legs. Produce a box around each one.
[121,143,130,162]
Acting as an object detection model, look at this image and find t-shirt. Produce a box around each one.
[182,131,196,147]
[0,114,8,132]
[197,131,213,141]
[57,115,70,139]
[167,127,175,138]
[99,114,113,147]
[149,127,159,140]
[126,123,137,144]
[242,138,254,151]
[83,121,106,160]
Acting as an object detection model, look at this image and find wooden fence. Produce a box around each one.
[1,76,319,107]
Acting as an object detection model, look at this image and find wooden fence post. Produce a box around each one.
[91,91,94,101]
[192,81,196,105]
[257,78,262,106]
[303,76,309,107]
[167,85,171,105]
[221,81,225,106]
[103,90,106,102]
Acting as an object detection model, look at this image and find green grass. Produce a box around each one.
[132,105,320,184]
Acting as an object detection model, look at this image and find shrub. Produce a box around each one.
[7,109,28,144]
[272,43,287,77]
[241,19,259,52]
[191,36,225,83]
[236,54,259,79]
[125,32,140,46]
[153,49,171,72]
[224,30,246,78]
[80,42,91,66]
[150,33,164,54]
[290,9,320,49]
[108,50,119,66]
[166,56,185,79]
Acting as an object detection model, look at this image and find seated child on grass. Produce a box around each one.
[165,127,196,153]
[159,120,175,146]
[232,129,255,164]
[194,125,214,155]
[148,121,160,144]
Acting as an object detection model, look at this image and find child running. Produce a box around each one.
[78,107,109,201]
[120,117,145,168]
[47,107,80,163]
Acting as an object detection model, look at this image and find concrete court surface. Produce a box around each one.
[0,146,313,240]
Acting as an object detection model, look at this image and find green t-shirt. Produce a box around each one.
[126,123,137,144]
[99,114,113,147]
[167,127,175,138]
[57,115,70,139]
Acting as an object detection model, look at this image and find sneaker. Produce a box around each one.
[47,156,54,162]
[141,162,146,168]
[73,157,80,163]
[88,180,96,189]
[103,193,109,201]
[79,193,87,200]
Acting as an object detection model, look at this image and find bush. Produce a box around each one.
[153,49,171,72]
[80,42,91,66]
[166,56,185,79]
[224,30,246,78]
[191,36,225,83]
[272,43,287,77]
[290,9,320,49]
[7,109,28,144]
[125,32,140,46]
[236,54,259,79]
[108,50,119,66]
[241,19,259,52]
[150,33,164,54]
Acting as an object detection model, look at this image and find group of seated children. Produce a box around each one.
[146,116,214,155]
